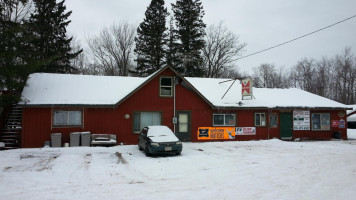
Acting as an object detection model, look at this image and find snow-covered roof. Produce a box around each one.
[20,69,351,109]
[185,77,351,109]
[347,105,356,122]
[20,73,147,106]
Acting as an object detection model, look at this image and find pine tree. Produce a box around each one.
[132,0,168,77]
[166,16,180,68]
[172,0,206,77]
[0,0,39,106]
[29,0,81,74]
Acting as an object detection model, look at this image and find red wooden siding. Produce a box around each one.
[21,67,349,148]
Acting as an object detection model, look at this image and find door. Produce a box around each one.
[280,113,293,139]
[176,111,191,141]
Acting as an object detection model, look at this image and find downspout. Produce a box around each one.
[267,108,271,139]
[173,76,176,133]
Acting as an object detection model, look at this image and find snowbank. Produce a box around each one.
[1,140,356,200]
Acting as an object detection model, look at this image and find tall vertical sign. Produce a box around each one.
[242,79,253,96]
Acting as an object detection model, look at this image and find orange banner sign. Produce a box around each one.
[197,127,236,140]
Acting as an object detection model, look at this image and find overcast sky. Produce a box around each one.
[66,0,356,74]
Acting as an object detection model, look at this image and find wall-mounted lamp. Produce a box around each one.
[124,114,130,119]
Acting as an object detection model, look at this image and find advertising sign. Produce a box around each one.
[293,110,310,130]
[339,119,345,128]
[242,79,253,96]
[197,127,257,140]
[198,127,235,140]
[235,127,256,135]
[332,120,339,127]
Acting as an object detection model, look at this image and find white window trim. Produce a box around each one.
[160,77,173,97]
[52,110,82,127]
[311,113,330,131]
[133,111,162,133]
[255,113,266,127]
[213,114,236,126]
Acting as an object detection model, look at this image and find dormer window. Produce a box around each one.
[160,77,173,97]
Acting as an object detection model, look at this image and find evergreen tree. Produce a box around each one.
[172,0,206,77]
[29,0,81,74]
[0,0,38,106]
[166,16,180,68]
[132,0,168,77]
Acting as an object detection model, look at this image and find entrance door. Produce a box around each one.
[176,111,191,141]
[280,113,293,139]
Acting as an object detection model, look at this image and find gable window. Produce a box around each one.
[53,110,82,126]
[312,113,330,130]
[255,113,266,126]
[160,77,173,97]
[269,113,278,128]
[213,114,236,126]
[133,112,162,133]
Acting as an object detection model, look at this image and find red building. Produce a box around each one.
[18,66,351,148]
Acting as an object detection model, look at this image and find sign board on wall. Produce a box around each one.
[293,110,310,130]
[241,79,253,96]
[332,120,339,127]
[339,119,345,128]
[235,127,256,135]
[197,127,256,140]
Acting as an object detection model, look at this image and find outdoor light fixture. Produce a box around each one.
[124,114,130,119]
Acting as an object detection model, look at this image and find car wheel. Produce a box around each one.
[138,141,143,151]
[144,144,150,156]
[176,151,181,155]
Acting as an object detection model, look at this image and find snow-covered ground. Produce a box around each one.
[1,133,356,200]
[348,128,356,139]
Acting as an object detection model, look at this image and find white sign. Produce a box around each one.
[293,110,310,130]
[241,79,253,96]
[235,127,256,135]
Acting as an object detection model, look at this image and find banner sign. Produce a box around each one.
[331,120,339,127]
[242,79,253,96]
[236,127,256,135]
[293,110,310,130]
[197,127,256,140]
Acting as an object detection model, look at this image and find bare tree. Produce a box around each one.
[289,58,316,92]
[332,47,355,104]
[252,63,288,88]
[86,21,136,76]
[202,21,246,78]
[314,57,333,98]
[1,0,33,23]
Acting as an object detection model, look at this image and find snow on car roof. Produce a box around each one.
[147,126,179,143]
[185,77,351,109]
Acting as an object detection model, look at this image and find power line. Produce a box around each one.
[233,14,356,62]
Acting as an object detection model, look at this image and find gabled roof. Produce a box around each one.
[19,66,351,110]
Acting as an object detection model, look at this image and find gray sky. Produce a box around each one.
[66,0,356,74]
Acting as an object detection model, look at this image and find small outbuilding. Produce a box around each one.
[18,66,351,147]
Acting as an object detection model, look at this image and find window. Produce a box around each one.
[160,77,173,97]
[312,113,330,130]
[269,113,278,128]
[213,114,236,126]
[255,113,266,126]
[53,110,82,126]
[133,112,162,133]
